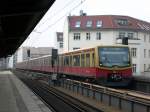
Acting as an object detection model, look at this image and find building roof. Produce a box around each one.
[68,15,150,31]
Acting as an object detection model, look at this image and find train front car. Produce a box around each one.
[96,46,132,87]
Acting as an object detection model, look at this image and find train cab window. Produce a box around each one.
[64,56,69,66]
[73,55,80,66]
[70,56,72,66]
[81,54,85,67]
[91,53,95,67]
[86,53,90,67]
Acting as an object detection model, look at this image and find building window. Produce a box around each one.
[73,47,80,50]
[144,49,146,58]
[96,32,101,40]
[86,20,92,27]
[59,42,63,48]
[144,64,146,71]
[96,20,102,28]
[132,64,136,73]
[131,48,137,57]
[86,32,90,40]
[144,34,146,42]
[57,33,63,42]
[117,19,128,26]
[119,32,126,38]
[75,21,81,28]
[128,32,134,39]
[73,33,80,40]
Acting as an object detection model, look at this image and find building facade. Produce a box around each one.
[16,47,53,62]
[55,32,63,54]
[63,14,150,75]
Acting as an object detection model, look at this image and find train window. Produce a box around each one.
[58,56,61,66]
[86,53,90,67]
[64,56,69,66]
[81,54,85,67]
[70,56,72,66]
[73,55,80,66]
[91,53,95,67]
[46,57,49,65]
[61,56,63,66]
[49,57,51,65]
[45,58,47,65]
[44,58,47,65]
[48,57,51,65]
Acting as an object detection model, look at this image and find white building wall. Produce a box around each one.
[7,56,14,68]
[138,32,150,73]
[68,31,115,51]
[17,48,23,62]
[56,41,64,54]
[54,33,64,54]
[63,18,69,52]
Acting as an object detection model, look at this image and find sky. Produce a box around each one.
[22,0,150,48]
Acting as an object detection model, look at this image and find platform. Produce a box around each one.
[0,70,52,112]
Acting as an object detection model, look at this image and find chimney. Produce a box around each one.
[80,10,83,16]
[80,10,86,16]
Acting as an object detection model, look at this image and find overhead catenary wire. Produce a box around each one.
[37,0,79,28]
[39,0,86,33]
[28,0,86,47]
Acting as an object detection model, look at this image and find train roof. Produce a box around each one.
[18,44,129,63]
[63,44,129,55]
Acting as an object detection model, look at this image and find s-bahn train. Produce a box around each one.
[16,45,132,87]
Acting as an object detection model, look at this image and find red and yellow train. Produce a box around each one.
[16,45,132,87]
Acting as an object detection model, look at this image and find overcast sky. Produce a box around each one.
[22,0,150,47]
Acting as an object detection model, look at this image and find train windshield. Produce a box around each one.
[99,47,130,67]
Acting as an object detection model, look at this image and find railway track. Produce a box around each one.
[13,70,150,112]
[15,72,102,112]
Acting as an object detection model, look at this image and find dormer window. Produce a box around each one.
[75,21,81,28]
[96,20,102,28]
[117,19,128,26]
[86,20,92,27]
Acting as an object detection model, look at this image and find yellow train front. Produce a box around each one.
[61,45,132,87]
[94,46,132,87]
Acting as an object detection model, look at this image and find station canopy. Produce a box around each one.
[0,0,55,58]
